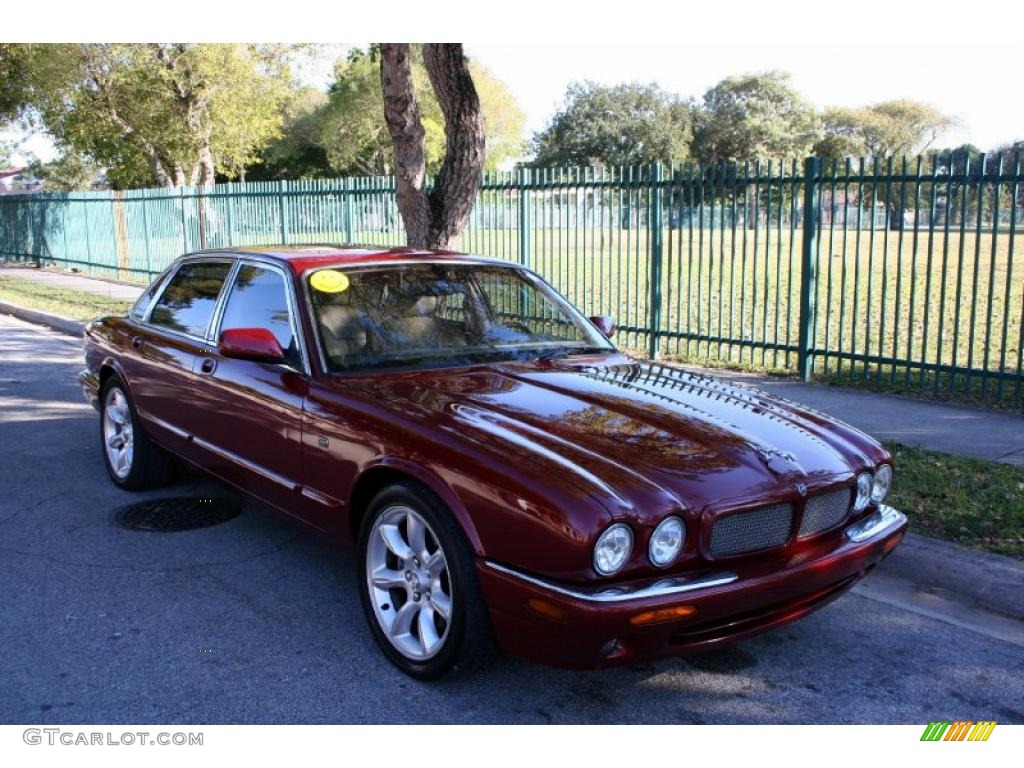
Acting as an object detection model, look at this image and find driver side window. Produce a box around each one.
[219,264,302,368]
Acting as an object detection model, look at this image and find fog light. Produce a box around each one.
[629,605,697,626]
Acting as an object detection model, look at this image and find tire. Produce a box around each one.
[99,375,176,491]
[357,480,494,680]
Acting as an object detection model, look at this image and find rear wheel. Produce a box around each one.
[357,481,494,680]
[100,376,175,491]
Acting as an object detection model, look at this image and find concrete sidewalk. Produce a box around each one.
[2,262,1022,466]
[0,264,144,301]
[704,368,1024,467]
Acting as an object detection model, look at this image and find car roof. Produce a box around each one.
[184,244,512,276]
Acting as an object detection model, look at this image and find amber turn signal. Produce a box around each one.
[882,532,905,554]
[527,598,567,622]
[629,605,697,626]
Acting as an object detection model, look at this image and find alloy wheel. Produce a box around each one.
[103,387,134,479]
[365,505,453,661]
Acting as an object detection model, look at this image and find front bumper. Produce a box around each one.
[477,505,908,668]
[79,369,101,412]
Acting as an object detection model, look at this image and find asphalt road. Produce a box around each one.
[1,314,1022,725]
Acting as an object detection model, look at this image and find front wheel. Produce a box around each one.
[357,481,494,680]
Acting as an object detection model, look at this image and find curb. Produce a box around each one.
[0,300,85,337]
[876,531,1024,621]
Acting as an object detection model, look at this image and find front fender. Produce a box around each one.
[351,456,485,557]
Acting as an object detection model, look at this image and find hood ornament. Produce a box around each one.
[755,446,798,464]
[795,482,808,497]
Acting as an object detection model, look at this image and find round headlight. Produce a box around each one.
[854,472,873,512]
[593,523,633,576]
[871,464,893,504]
[649,516,685,567]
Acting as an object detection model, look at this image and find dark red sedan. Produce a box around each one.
[81,245,907,679]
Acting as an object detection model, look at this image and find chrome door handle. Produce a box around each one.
[199,358,217,374]
[131,336,143,350]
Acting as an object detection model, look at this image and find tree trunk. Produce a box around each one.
[422,43,485,249]
[196,144,215,187]
[379,43,430,247]
[379,43,485,250]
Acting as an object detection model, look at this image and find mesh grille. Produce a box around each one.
[799,487,853,538]
[709,503,793,556]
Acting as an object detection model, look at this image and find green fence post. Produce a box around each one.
[278,180,290,244]
[648,162,665,359]
[798,157,821,381]
[344,178,355,243]
[179,186,189,254]
[517,167,532,268]
[140,188,153,278]
[226,184,236,245]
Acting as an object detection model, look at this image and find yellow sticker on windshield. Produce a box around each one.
[310,270,349,293]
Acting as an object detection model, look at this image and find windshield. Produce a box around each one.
[307,262,615,372]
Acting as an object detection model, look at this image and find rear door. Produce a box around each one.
[121,258,235,451]
[187,260,316,524]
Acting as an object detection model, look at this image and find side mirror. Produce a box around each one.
[219,328,285,363]
[589,315,615,339]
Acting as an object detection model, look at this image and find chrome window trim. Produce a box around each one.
[482,561,738,603]
[131,265,175,322]
[139,255,238,344]
[299,259,616,377]
[211,257,311,376]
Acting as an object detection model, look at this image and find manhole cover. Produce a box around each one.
[113,497,242,532]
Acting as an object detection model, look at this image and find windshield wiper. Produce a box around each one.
[533,345,615,362]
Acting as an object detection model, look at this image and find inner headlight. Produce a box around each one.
[871,464,893,504]
[854,472,873,512]
[649,516,685,567]
[593,523,633,576]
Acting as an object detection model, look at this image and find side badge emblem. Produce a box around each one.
[317,435,329,449]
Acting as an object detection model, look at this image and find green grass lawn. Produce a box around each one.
[0,275,133,321]
[886,442,1024,559]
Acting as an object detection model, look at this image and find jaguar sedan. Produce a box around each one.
[81,245,907,679]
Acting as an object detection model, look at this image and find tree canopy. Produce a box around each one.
[691,71,821,163]
[815,100,955,163]
[2,43,294,188]
[530,81,693,167]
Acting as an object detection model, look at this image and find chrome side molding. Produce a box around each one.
[845,504,907,543]
[482,561,738,603]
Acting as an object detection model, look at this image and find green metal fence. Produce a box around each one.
[2,153,1022,405]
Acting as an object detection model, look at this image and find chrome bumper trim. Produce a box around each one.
[844,504,907,543]
[483,561,738,603]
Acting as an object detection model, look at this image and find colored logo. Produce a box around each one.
[920,721,996,741]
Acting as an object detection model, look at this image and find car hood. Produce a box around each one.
[347,357,885,524]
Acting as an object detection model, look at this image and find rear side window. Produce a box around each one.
[130,275,163,321]
[219,264,301,367]
[149,261,233,338]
